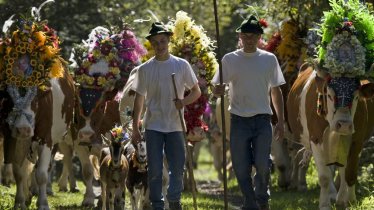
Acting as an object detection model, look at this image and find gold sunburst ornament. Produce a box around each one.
[0,18,64,90]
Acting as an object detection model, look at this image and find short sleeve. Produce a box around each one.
[212,55,229,84]
[131,66,147,96]
[183,61,198,89]
[269,56,286,87]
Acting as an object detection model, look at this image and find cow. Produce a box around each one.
[287,65,374,209]
[0,68,75,210]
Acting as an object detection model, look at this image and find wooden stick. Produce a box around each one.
[171,73,198,210]
[213,0,229,209]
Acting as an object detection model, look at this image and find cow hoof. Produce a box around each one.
[59,187,68,192]
[37,205,50,210]
[70,188,80,193]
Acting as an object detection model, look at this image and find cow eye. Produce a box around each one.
[327,95,333,100]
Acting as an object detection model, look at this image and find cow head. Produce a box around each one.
[316,71,374,135]
[76,87,119,147]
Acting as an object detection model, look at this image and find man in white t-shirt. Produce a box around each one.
[213,15,285,210]
[132,22,201,210]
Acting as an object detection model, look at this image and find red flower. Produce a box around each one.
[344,21,353,27]
[259,19,268,28]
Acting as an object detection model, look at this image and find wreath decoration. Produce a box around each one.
[323,32,366,77]
[0,19,64,90]
[73,26,146,90]
[317,0,374,78]
[142,11,218,140]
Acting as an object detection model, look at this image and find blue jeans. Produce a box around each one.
[230,114,272,210]
[145,130,186,210]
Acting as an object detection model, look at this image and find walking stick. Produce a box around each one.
[171,73,198,210]
[213,0,229,209]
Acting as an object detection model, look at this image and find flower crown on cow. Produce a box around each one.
[0,16,64,91]
[72,25,146,89]
[143,11,218,138]
[110,125,130,143]
[316,0,374,78]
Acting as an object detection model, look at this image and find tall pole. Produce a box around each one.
[171,73,198,210]
[213,1,228,209]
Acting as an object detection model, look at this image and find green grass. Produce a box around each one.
[0,141,373,209]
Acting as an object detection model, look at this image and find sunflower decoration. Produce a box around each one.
[72,25,146,90]
[0,17,64,90]
[142,11,218,140]
[317,0,374,78]
[275,17,308,74]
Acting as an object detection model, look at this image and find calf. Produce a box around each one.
[125,139,149,210]
[99,126,129,210]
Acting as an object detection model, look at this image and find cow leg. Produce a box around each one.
[58,141,77,192]
[312,143,334,210]
[139,187,145,210]
[35,144,51,210]
[75,146,95,206]
[101,182,107,210]
[336,166,349,208]
[347,185,356,204]
[129,187,136,210]
[2,163,14,186]
[13,162,28,210]
[271,138,291,189]
[109,188,115,210]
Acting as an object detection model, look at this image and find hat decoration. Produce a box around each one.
[317,0,374,78]
[72,25,146,89]
[142,11,218,140]
[0,17,64,91]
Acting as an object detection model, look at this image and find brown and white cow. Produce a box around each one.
[287,66,374,209]
[0,68,75,210]
[73,87,122,207]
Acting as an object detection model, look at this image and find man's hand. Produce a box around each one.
[132,127,142,144]
[274,121,284,141]
[213,84,226,96]
[174,98,184,110]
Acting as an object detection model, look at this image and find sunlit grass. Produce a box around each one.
[0,140,373,209]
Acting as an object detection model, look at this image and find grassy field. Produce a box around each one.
[0,141,373,210]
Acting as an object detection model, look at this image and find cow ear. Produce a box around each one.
[315,74,327,93]
[359,83,374,99]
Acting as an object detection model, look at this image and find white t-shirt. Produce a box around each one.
[132,55,198,132]
[212,48,285,117]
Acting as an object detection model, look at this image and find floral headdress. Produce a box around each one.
[142,11,218,138]
[0,16,64,90]
[317,0,374,78]
[72,25,146,89]
[110,125,130,143]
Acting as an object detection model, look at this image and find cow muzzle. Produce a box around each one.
[334,120,353,135]
[15,126,33,139]
[78,130,95,141]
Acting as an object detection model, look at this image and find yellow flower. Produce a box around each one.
[110,67,120,75]
[12,31,19,43]
[6,47,12,55]
[82,60,91,68]
[38,64,44,71]
[36,71,41,78]
[49,59,63,78]
[97,76,107,86]
[7,58,15,65]
[92,49,101,58]
[30,59,37,66]
[86,75,94,85]
[33,31,46,47]
[42,45,59,60]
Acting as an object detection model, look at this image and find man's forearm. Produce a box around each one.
[182,84,201,106]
